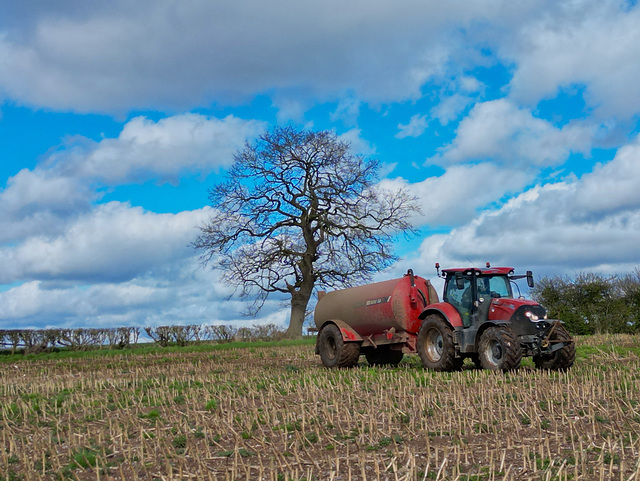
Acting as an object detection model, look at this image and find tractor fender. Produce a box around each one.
[317,320,364,343]
[418,302,463,328]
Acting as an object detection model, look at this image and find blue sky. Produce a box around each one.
[1,0,640,329]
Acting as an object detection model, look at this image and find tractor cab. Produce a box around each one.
[439,264,534,328]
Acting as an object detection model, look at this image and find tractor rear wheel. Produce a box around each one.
[317,324,360,368]
[533,324,575,371]
[365,347,404,366]
[417,315,461,372]
[478,326,522,371]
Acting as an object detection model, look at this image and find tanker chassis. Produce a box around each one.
[314,265,575,371]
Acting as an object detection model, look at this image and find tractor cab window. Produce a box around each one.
[445,275,473,327]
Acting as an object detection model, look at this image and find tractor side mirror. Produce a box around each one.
[455,273,465,290]
[526,271,534,288]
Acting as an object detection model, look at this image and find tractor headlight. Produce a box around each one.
[525,311,539,321]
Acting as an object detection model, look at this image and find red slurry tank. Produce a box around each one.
[314,270,438,337]
[314,263,575,371]
[314,270,439,367]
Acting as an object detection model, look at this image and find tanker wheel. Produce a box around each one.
[365,348,404,366]
[417,315,461,372]
[533,324,575,371]
[478,326,523,371]
[317,324,360,368]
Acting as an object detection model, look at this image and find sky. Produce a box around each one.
[1,0,640,330]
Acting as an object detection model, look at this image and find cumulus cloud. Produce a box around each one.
[431,94,475,126]
[1,0,638,127]
[415,134,640,275]
[0,260,290,329]
[0,113,262,243]
[396,114,429,139]
[576,136,640,216]
[0,202,211,284]
[1,168,87,215]
[379,162,532,227]
[431,99,594,166]
[0,280,164,327]
[337,128,377,156]
[505,0,640,119]
[0,198,292,328]
[3,0,640,331]
[0,0,542,114]
[0,168,93,242]
[75,114,265,184]
[0,110,282,328]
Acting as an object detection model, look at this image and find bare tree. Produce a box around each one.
[193,127,417,338]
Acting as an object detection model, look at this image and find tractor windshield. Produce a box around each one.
[477,275,512,299]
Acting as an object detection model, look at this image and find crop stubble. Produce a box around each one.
[2,334,640,480]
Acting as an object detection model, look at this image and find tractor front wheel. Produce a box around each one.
[317,324,360,368]
[478,326,522,371]
[533,324,575,371]
[417,315,462,371]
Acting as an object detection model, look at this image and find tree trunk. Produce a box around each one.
[285,288,313,339]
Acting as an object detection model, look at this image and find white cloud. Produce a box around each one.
[506,0,640,119]
[0,280,164,327]
[0,264,290,329]
[414,133,640,274]
[0,169,93,243]
[431,94,474,126]
[79,114,265,184]
[331,96,361,127]
[0,113,263,245]
[3,0,640,331]
[0,202,211,284]
[1,168,90,215]
[576,136,640,216]
[0,0,542,114]
[1,0,638,126]
[432,99,594,166]
[337,128,377,156]
[396,114,429,139]
[0,194,293,328]
[379,162,532,227]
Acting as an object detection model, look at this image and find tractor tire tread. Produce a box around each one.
[533,324,575,371]
[417,315,460,372]
[478,326,522,371]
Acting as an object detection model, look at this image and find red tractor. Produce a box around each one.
[314,264,575,371]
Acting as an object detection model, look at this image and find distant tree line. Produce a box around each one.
[0,323,288,355]
[143,323,286,347]
[532,268,640,334]
[0,327,141,354]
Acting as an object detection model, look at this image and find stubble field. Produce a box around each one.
[2,334,640,480]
